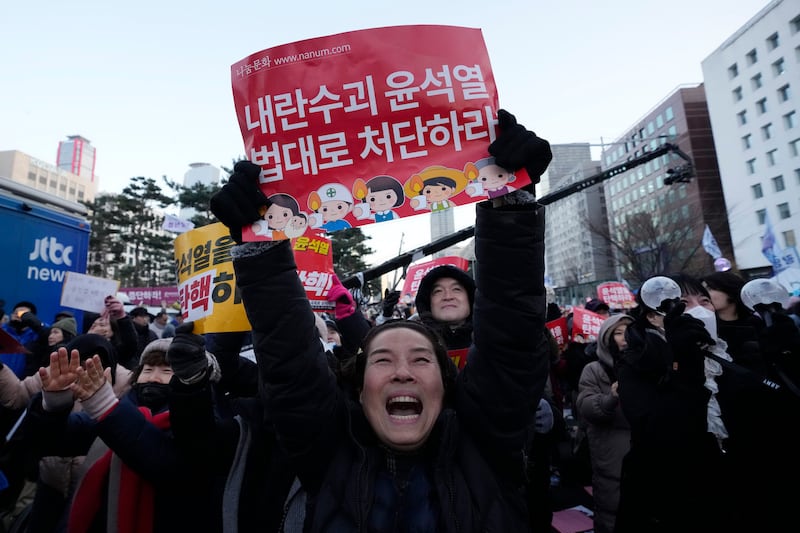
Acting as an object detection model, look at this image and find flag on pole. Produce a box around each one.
[702,225,722,259]
[162,214,195,234]
[761,212,781,266]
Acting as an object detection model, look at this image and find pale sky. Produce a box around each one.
[1,0,771,266]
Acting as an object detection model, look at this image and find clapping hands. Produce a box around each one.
[39,348,111,401]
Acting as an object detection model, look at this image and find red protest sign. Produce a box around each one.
[571,308,605,342]
[231,25,532,241]
[596,282,635,309]
[546,317,568,351]
[0,329,26,354]
[292,233,336,312]
[401,256,470,300]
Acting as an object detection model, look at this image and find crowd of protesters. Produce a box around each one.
[0,110,798,533]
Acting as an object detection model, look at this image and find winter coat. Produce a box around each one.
[233,200,549,532]
[615,320,733,533]
[25,389,212,533]
[575,314,632,533]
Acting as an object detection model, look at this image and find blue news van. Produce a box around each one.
[0,177,90,329]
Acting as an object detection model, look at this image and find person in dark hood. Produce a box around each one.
[1,301,48,378]
[413,264,476,352]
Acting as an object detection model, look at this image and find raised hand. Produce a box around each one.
[39,347,80,392]
[72,355,112,401]
[104,295,126,320]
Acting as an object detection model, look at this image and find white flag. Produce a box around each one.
[702,224,722,259]
[162,214,195,234]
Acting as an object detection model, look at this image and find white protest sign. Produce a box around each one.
[60,272,120,312]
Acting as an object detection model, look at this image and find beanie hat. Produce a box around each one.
[324,319,340,334]
[66,334,118,385]
[139,337,222,383]
[51,317,78,338]
[414,265,475,317]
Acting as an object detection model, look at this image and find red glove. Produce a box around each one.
[327,275,355,320]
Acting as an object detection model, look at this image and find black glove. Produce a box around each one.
[488,109,553,193]
[382,290,401,318]
[20,312,44,333]
[166,321,209,383]
[664,302,716,349]
[209,160,270,243]
[760,311,800,359]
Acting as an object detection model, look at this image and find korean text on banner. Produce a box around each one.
[231,25,525,241]
[596,282,635,309]
[401,255,470,299]
[174,224,338,333]
[174,223,246,333]
[571,308,604,342]
[546,317,568,351]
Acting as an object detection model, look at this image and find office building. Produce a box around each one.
[702,0,800,279]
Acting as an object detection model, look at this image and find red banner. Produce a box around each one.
[571,308,605,342]
[596,282,635,309]
[401,256,470,300]
[293,233,336,312]
[118,287,180,307]
[546,317,568,351]
[232,25,530,241]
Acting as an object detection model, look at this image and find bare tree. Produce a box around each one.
[585,205,707,288]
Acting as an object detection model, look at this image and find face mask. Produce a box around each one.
[132,382,171,412]
[686,305,718,341]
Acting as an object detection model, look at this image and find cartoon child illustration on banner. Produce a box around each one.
[307,183,354,232]
[352,175,405,223]
[404,165,469,213]
[250,193,309,240]
[465,156,517,199]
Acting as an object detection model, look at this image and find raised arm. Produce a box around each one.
[456,110,552,456]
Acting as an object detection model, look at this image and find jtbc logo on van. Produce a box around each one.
[28,236,73,267]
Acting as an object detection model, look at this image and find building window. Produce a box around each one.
[728,63,739,78]
[746,48,758,65]
[772,175,785,192]
[27,172,36,182]
[790,138,800,157]
[746,158,757,174]
[778,84,791,102]
[38,176,46,185]
[762,122,773,139]
[656,114,664,128]
[757,209,767,224]
[732,86,743,102]
[796,168,800,184]
[742,134,752,149]
[756,98,768,114]
[766,32,780,51]
[773,58,785,76]
[752,183,763,198]
[767,149,778,166]
[784,230,797,248]
[737,110,748,125]
[752,73,763,89]
[665,106,674,121]
[785,111,797,130]
[778,202,791,219]
[792,14,800,34]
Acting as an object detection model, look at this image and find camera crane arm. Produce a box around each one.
[341,142,693,290]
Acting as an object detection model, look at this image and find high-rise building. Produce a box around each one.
[57,135,96,182]
[600,84,732,285]
[0,149,97,203]
[701,0,799,279]
[544,144,613,302]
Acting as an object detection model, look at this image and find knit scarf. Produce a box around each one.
[68,408,171,533]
